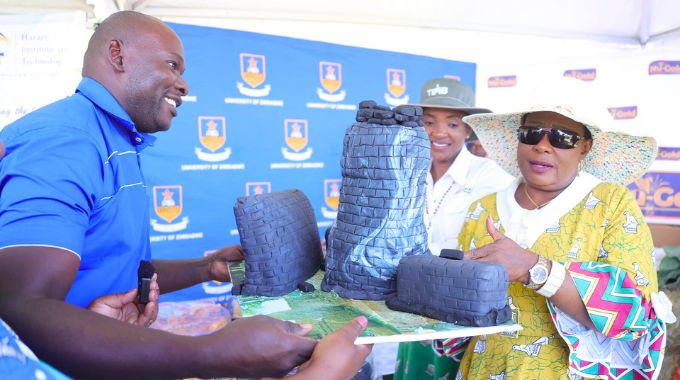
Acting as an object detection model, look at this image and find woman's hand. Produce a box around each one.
[464,216,538,283]
[88,273,159,327]
[277,316,373,380]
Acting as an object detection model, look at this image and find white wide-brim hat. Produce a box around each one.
[462,79,657,185]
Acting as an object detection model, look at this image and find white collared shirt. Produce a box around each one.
[497,172,602,249]
[425,146,514,255]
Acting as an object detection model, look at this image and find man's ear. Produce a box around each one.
[108,39,124,72]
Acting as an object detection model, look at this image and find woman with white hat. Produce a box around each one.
[434,88,672,379]
[394,78,513,380]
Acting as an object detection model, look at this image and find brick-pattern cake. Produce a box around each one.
[386,255,512,326]
[233,189,323,296]
[321,101,432,300]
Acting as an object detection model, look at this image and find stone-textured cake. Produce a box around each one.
[233,189,323,296]
[321,101,432,300]
[386,254,512,326]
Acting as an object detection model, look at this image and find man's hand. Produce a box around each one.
[464,216,537,283]
[205,315,316,378]
[88,273,159,327]
[292,316,373,380]
[206,245,244,282]
[152,245,244,294]
[0,141,5,158]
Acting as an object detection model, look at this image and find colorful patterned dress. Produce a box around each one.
[436,176,666,379]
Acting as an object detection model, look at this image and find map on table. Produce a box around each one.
[229,262,521,344]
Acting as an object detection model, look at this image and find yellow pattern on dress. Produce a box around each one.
[456,182,656,379]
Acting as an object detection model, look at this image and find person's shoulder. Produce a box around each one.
[591,181,638,209]
[468,155,515,183]
[593,181,630,198]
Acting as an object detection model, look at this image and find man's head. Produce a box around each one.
[83,11,188,134]
[466,131,488,157]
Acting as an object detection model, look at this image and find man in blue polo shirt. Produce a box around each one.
[0,10,371,380]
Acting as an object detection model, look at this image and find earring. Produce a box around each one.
[578,160,584,174]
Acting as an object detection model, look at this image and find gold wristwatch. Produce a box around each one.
[525,255,550,290]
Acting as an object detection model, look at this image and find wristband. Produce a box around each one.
[536,260,565,298]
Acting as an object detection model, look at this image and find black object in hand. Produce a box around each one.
[137,260,155,305]
[440,249,464,260]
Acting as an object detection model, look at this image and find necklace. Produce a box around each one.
[425,180,456,230]
[522,182,552,210]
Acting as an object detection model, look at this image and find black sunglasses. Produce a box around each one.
[517,126,586,149]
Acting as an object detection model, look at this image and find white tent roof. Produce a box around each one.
[2,0,680,63]
[131,0,680,46]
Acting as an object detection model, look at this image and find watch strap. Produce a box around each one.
[537,261,566,298]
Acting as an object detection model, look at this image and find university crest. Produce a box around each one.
[151,185,189,232]
[237,53,271,97]
[384,68,409,106]
[321,179,341,219]
[246,182,271,196]
[281,119,313,161]
[195,116,232,162]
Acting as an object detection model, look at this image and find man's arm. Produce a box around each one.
[0,246,314,379]
[152,244,243,293]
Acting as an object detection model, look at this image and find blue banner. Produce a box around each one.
[142,22,477,302]
[629,171,680,225]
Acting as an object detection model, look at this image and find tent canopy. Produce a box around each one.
[2,0,680,48]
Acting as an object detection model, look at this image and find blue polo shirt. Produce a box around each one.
[0,77,155,307]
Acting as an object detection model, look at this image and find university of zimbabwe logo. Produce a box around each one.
[237,53,271,97]
[202,249,232,294]
[321,179,341,219]
[195,116,232,162]
[246,182,271,196]
[281,119,313,161]
[317,61,346,102]
[151,185,189,232]
[384,68,409,106]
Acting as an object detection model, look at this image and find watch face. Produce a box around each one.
[530,266,549,284]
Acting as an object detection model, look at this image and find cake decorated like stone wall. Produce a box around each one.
[321,101,432,300]
[233,189,323,296]
[386,254,512,326]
